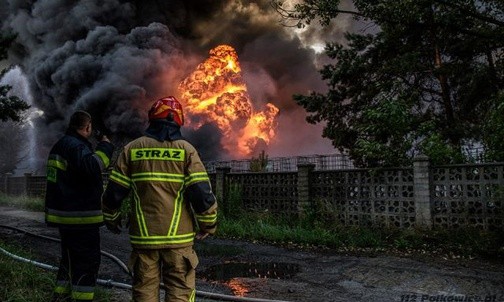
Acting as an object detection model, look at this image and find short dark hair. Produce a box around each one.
[68,110,92,131]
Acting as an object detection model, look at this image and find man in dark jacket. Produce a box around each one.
[45,110,114,302]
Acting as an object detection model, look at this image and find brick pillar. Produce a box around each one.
[297,164,315,218]
[215,167,231,203]
[413,155,432,228]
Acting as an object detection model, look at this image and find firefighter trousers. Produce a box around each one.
[52,227,101,302]
[129,246,199,302]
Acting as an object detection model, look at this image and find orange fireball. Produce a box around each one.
[178,45,279,157]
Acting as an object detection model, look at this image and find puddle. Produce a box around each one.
[201,262,301,280]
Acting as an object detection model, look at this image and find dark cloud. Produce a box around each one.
[240,33,326,111]
[3,1,188,145]
[182,122,223,161]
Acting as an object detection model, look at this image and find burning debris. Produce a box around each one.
[179,45,279,158]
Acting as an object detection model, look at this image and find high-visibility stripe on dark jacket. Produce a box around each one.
[45,130,114,228]
[102,135,218,249]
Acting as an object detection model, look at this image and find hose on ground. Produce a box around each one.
[0,224,292,302]
[0,245,130,289]
[0,224,130,275]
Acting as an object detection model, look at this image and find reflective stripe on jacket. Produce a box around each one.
[45,130,114,228]
[102,136,218,249]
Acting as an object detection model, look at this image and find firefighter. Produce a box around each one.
[102,96,218,302]
[45,110,114,302]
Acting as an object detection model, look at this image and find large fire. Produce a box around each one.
[178,45,279,158]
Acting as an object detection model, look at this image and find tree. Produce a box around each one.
[277,0,504,166]
[0,32,29,122]
[0,31,30,174]
[249,150,269,172]
[482,93,504,162]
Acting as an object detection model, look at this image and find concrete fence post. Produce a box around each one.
[23,173,32,196]
[24,173,32,196]
[215,167,231,203]
[297,164,315,218]
[4,173,12,195]
[413,155,432,228]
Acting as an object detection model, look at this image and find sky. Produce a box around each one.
[0,0,358,168]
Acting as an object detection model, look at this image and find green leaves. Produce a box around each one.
[272,0,363,28]
[0,32,29,122]
[0,86,30,122]
[482,94,504,162]
[291,0,504,167]
[354,99,414,166]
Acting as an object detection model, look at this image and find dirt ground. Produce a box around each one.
[0,205,503,302]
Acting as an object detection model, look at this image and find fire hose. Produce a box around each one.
[0,224,292,302]
[0,224,130,275]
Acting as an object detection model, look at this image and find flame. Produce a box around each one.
[179,45,279,157]
[225,279,249,297]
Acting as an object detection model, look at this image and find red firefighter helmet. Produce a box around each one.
[148,96,184,126]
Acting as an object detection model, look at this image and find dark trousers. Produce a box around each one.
[53,227,101,302]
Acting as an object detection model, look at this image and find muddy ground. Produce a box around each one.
[0,205,503,302]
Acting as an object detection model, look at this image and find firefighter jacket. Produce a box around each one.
[102,126,218,250]
[45,130,114,228]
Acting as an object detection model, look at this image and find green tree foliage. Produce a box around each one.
[482,93,504,161]
[277,0,504,166]
[0,31,30,174]
[0,32,29,122]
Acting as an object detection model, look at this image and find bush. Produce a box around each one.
[221,183,243,220]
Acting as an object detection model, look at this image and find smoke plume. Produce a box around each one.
[1,0,355,169]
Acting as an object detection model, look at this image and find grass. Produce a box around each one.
[0,241,55,301]
[0,192,44,211]
[215,187,504,259]
[217,211,504,260]
[0,240,111,302]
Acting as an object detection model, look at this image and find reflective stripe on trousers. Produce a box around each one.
[129,246,199,302]
[46,208,104,225]
[53,227,100,301]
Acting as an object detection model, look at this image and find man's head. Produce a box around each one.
[69,110,92,138]
[148,96,184,127]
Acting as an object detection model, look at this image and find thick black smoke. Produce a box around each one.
[1,0,353,168]
[3,1,190,142]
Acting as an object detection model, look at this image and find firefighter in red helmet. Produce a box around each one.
[102,96,217,302]
[148,96,185,126]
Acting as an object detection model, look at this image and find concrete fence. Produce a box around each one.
[213,157,503,230]
[2,156,503,230]
[1,173,46,198]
